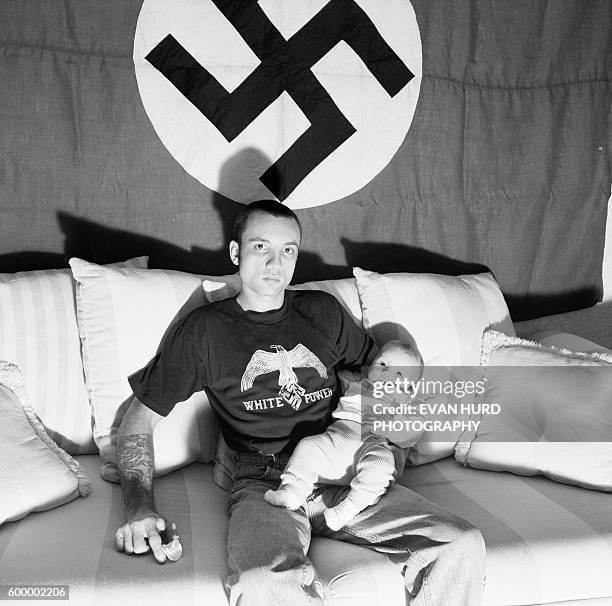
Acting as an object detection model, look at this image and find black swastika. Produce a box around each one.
[146,0,414,202]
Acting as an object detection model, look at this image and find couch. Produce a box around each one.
[1,258,611,606]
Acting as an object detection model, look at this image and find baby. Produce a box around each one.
[264,339,424,531]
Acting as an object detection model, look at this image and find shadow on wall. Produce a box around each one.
[50,147,351,280]
[341,236,600,321]
[0,213,597,322]
[514,299,612,350]
[341,237,490,276]
[57,211,234,276]
[52,210,351,285]
[504,289,602,323]
[0,145,603,322]
[0,252,69,273]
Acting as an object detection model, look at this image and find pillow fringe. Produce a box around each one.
[454,422,480,466]
[454,441,471,466]
[0,360,90,498]
[481,330,612,366]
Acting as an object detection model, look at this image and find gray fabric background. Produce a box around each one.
[0,1,610,320]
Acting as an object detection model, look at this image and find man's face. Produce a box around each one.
[230,211,301,308]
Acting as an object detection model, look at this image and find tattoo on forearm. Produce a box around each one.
[118,433,155,514]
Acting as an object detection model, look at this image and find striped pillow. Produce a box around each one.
[0,257,148,454]
[353,267,515,465]
[354,267,515,366]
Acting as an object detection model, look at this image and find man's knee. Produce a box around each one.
[227,496,313,571]
[449,519,486,562]
[227,563,324,606]
[229,566,289,606]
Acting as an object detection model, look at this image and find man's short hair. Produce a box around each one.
[233,200,302,245]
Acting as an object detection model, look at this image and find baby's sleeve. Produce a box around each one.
[332,379,365,423]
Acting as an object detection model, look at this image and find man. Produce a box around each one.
[114,200,486,605]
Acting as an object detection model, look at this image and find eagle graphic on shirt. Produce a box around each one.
[241,344,328,410]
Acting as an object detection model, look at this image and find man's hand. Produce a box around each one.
[115,398,174,563]
[115,515,174,564]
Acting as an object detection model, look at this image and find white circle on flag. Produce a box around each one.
[134,0,422,209]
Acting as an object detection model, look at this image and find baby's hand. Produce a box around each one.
[264,485,303,510]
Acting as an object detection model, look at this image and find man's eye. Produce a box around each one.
[284,247,296,254]
[254,243,265,250]
[379,362,386,367]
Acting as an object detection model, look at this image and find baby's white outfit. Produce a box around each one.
[277,378,416,530]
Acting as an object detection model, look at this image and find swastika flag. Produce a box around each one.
[1,0,610,319]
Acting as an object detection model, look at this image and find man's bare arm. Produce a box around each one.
[114,396,170,563]
[117,399,159,518]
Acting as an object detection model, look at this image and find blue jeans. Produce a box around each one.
[225,453,486,606]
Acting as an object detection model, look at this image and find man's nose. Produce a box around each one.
[266,250,281,270]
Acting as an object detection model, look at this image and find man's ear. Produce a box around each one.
[229,240,240,266]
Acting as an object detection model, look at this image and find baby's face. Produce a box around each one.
[367,342,423,387]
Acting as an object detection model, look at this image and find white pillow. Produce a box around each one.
[353,267,515,365]
[69,258,237,476]
[353,267,515,465]
[455,331,612,492]
[292,278,362,326]
[0,257,148,454]
[0,360,90,526]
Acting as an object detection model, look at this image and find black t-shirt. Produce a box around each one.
[128,290,374,454]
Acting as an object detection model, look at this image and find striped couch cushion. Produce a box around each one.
[1,455,611,606]
[0,257,148,454]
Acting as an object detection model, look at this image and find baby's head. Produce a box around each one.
[367,338,423,386]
